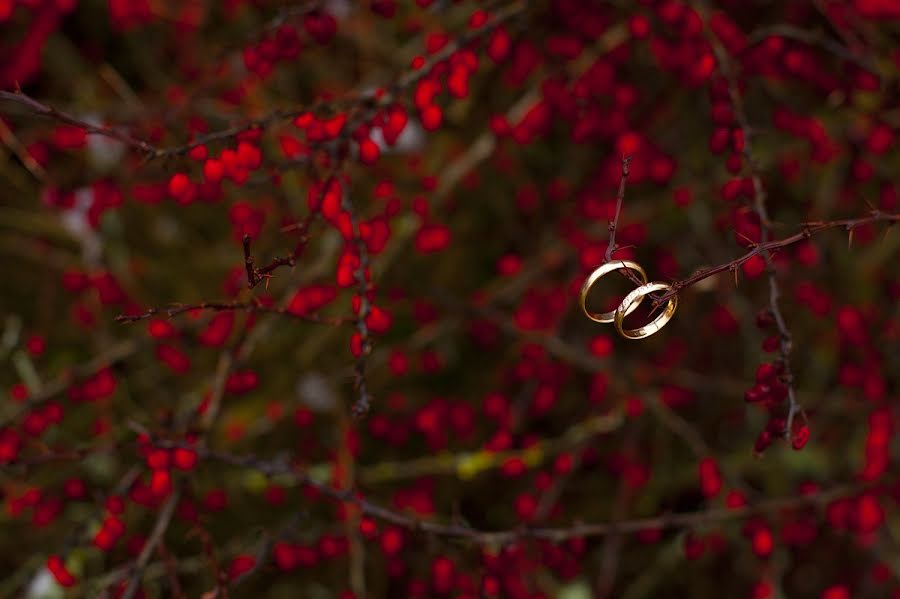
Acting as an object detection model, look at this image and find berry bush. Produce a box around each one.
[1,0,900,597]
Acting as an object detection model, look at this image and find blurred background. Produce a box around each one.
[1,1,899,597]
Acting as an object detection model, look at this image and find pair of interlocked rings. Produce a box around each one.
[579,260,679,340]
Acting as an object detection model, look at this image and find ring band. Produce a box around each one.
[579,260,648,324]
[614,282,678,340]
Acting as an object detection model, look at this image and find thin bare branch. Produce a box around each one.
[706,13,805,439]
[0,89,156,155]
[202,446,875,546]
[654,210,900,302]
[114,301,347,326]
[121,489,182,599]
[605,155,632,263]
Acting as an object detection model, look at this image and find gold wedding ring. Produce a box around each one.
[614,282,678,340]
[579,260,648,324]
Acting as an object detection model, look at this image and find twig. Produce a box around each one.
[0,340,138,429]
[197,350,236,434]
[0,468,141,597]
[0,118,47,181]
[186,525,229,599]
[533,444,587,523]
[812,0,866,59]
[114,301,347,326]
[605,156,632,263]
[341,184,374,418]
[644,394,753,497]
[155,542,186,599]
[596,156,646,290]
[1,2,528,165]
[391,1,528,95]
[0,89,156,156]
[364,410,623,484]
[242,234,300,289]
[2,443,120,467]
[242,235,258,289]
[202,447,873,546]
[220,0,324,59]
[254,255,297,285]
[654,210,900,302]
[337,412,366,596]
[596,428,639,597]
[121,489,181,599]
[745,24,879,73]
[707,15,805,439]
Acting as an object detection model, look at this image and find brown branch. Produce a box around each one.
[154,108,315,160]
[0,3,527,165]
[3,443,119,467]
[706,20,804,439]
[745,24,879,73]
[596,156,646,290]
[0,340,138,429]
[121,489,182,599]
[588,155,644,291]
[155,542,186,599]
[0,117,47,181]
[0,89,156,156]
[152,408,624,486]
[655,210,899,302]
[201,447,872,546]
[157,0,526,160]
[645,394,754,498]
[186,525,229,599]
[114,301,348,326]
[242,234,302,290]
[255,255,297,282]
[0,468,143,597]
[337,413,366,596]
[605,156,632,263]
[213,0,324,61]
[533,447,585,523]
[812,0,867,58]
[596,426,641,597]
[341,184,374,418]
[392,1,528,94]
[242,235,258,289]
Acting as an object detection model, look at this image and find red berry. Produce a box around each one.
[420,105,443,131]
[203,158,224,183]
[168,173,192,200]
[358,138,381,165]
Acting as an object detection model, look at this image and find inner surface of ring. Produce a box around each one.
[580,261,648,324]
[614,282,678,339]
